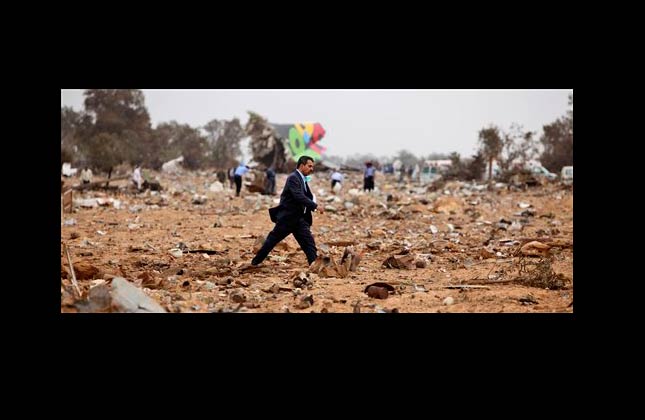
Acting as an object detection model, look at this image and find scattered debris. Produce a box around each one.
[519,294,539,305]
[63,243,82,298]
[293,271,311,288]
[309,254,349,278]
[382,254,416,269]
[169,248,183,258]
[519,241,551,257]
[515,256,572,290]
[444,285,490,290]
[60,167,573,313]
[340,246,361,271]
[364,282,395,299]
[326,240,357,247]
[295,294,314,309]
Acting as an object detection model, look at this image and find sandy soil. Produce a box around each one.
[60,170,573,313]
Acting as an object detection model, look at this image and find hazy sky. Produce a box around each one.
[61,89,571,159]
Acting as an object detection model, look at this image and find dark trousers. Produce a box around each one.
[234,175,242,196]
[331,180,340,189]
[364,176,374,191]
[252,218,317,265]
[265,178,275,195]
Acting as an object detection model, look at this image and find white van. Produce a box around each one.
[531,165,557,181]
[561,166,573,184]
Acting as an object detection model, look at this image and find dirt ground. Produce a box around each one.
[60,170,573,313]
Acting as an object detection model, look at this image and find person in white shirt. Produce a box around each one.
[330,171,343,193]
[132,165,143,191]
[80,167,93,184]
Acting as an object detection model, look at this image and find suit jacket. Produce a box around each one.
[269,170,318,226]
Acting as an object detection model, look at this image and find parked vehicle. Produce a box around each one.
[531,165,557,181]
[561,166,573,185]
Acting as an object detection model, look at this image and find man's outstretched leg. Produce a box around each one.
[252,223,291,266]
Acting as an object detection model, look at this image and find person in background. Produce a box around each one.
[132,164,143,191]
[80,167,93,185]
[364,162,375,192]
[216,169,227,185]
[265,166,276,195]
[234,164,250,197]
[228,166,236,189]
[330,170,343,193]
[399,164,406,183]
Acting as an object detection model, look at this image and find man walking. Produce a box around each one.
[251,156,324,267]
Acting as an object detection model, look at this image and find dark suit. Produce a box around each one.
[252,170,318,265]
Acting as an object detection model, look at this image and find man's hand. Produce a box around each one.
[317,206,324,214]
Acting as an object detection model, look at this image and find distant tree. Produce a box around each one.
[539,93,573,172]
[151,123,182,167]
[83,89,151,135]
[61,107,80,145]
[204,118,244,169]
[83,132,125,179]
[477,125,503,180]
[448,152,461,171]
[183,134,209,170]
[81,89,153,176]
[133,126,173,170]
[443,151,486,181]
[121,129,151,167]
[466,152,486,181]
[61,144,74,166]
[499,123,538,173]
[61,106,93,165]
[443,152,463,180]
[61,107,80,164]
[155,121,208,170]
[539,117,573,172]
[395,149,419,168]
[203,119,224,145]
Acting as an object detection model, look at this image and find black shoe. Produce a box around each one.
[240,261,262,271]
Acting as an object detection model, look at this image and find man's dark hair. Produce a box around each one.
[297,155,314,167]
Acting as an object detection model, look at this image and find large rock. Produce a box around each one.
[110,278,167,313]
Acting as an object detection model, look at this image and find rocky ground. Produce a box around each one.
[60,170,573,313]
